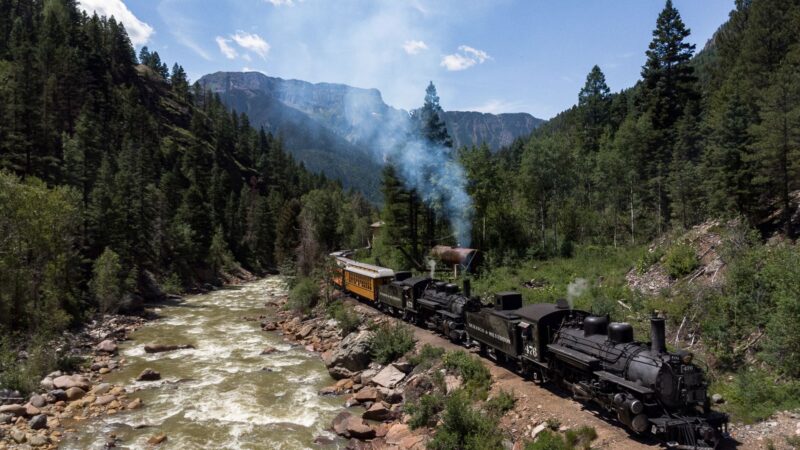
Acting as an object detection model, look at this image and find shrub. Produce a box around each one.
[161,272,183,295]
[369,322,416,364]
[287,277,320,313]
[408,344,445,371]
[443,350,492,398]
[0,335,62,396]
[525,427,597,450]
[636,247,664,274]
[713,369,800,423]
[407,393,444,429]
[663,243,698,278]
[485,389,516,416]
[428,390,504,450]
[326,300,361,336]
[90,247,125,314]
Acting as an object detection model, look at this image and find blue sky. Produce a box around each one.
[78,0,734,119]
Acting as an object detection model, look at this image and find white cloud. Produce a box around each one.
[77,0,153,46]
[232,31,271,59]
[403,40,428,55]
[467,99,528,114]
[441,45,491,71]
[216,36,238,59]
[242,67,267,75]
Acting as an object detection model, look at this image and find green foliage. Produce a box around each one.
[0,335,69,396]
[0,171,80,334]
[525,427,598,450]
[407,392,444,429]
[161,273,184,295]
[636,247,664,274]
[326,300,361,336]
[287,277,320,313]
[408,344,445,371]
[442,350,492,398]
[485,390,516,416]
[712,369,800,423]
[663,242,698,278]
[427,390,504,450]
[369,322,416,364]
[90,247,126,314]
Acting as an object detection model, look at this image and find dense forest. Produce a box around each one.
[373,0,800,420]
[0,0,371,340]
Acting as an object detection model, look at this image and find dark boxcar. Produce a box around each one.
[464,292,525,357]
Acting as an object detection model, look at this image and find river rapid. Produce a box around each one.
[61,277,343,450]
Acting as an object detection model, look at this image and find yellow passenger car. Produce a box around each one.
[330,255,394,302]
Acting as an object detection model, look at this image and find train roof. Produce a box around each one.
[401,276,431,288]
[338,258,395,278]
[515,302,587,323]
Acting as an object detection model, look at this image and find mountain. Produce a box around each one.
[197,72,543,201]
[443,111,544,150]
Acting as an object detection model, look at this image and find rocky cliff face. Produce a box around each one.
[443,111,543,150]
[197,72,544,201]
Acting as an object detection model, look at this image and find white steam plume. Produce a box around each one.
[566,278,589,309]
[343,90,474,246]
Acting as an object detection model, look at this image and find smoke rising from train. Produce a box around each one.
[343,90,474,246]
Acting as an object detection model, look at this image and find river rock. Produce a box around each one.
[324,330,373,380]
[96,340,118,354]
[332,411,352,436]
[40,376,54,391]
[53,374,91,391]
[0,413,12,424]
[127,398,142,410]
[378,387,403,404]
[147,433,167,446]
[66,387,86,401]
[24,403,41,416]
[362,401,393,421]
[10,429,26,443]
[260,346,277,355]
[371,364,405,389]
[297,324,314,339]
[28,414,47,430]
[91,383,112,396]
[354,386,379,403]
[385,423,412,445]
[137,369,161,381]
[48,389,67,402]
[345,416,376,439]
[144,344,195,353]
[29,394,46,408]
[712,393,724,404]
[28,433,50,447]
[95,395,116,406]
[0,404,26,416]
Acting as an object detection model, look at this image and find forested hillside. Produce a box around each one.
[372,0,800,422]
[0,0,371,338]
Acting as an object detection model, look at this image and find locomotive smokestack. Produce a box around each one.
[463,279,471,298]
[650,316,666,354]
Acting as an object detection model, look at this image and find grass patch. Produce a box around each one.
[0,334,80,396]
[485,389,516,416]
[369,322,416,364]
[428,390,505,450]
[408,343,445,371]
[407,392,445,429]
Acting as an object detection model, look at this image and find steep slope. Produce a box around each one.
[443,111,543,150]
[197,72,543,201]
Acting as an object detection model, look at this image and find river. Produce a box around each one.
[60,277,343,450]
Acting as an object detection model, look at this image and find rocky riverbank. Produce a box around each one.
[0,315,147,449]
[262,294,432,450]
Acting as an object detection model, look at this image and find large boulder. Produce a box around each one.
[332,411,352,436]
[353,386,379,404]
[371,364,405,389]
[362,401,393,421]
[324,330,373,380]
[0,404,26,416]
[65,387,85,401]
[345,416,376,439]
[137,368,161,381]
[96,339,118,354]
[29,394,46,408]
[52,374,91,391]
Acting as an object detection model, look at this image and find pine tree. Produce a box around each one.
[414,81,452,148]
[578,65,611,152]
[749,53,800,236]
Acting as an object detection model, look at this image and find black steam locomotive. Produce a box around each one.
[368,272,728,449]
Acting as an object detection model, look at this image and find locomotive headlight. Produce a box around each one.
[681,352,693,364]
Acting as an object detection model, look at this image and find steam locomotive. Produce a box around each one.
[330,254,728,449]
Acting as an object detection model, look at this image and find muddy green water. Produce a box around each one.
[61,277,343,450]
